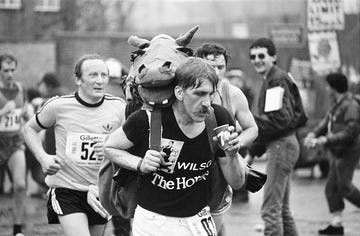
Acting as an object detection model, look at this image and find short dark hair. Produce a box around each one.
[41,72,60,89]
[0,54,17,69]
[195,43,230,64]
[326,72,348,93]
[175,57,218,91]
[26,87,40,101]
[249,38,276,56]
[74,54,105,78]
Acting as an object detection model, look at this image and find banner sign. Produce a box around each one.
[268,24,304,47]
[308,31,341,75]
[307,0,345,31]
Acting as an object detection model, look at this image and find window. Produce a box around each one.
[0,0,21,9]
[34,0,60,12]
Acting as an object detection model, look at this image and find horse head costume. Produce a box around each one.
[125,25,199,109]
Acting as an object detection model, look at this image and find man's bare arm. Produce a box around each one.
[230,85,258,147]
[104,127,163,174]
[23,118,62,175]
[216,126,248,189]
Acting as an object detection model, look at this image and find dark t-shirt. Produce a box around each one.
[122,104,234,217]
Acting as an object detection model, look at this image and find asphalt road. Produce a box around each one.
[0,160,359,236]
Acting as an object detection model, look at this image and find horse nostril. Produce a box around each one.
[162,61,172,69]
[138,64,146,74]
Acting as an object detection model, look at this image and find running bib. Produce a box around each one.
[65,132,106,165]
[186,207,216,236]
[0,108,22,132]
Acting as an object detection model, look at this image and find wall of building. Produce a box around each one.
[0,42,56,89]
[0,0,76,40]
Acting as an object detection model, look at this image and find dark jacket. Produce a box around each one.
[313,92,360,155]
[254,66,307,144]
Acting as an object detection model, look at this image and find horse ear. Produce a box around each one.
[128,36,150,49]
[175,25,199,46]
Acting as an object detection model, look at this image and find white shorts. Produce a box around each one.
[211,185,233,215]
[132,205,217,236]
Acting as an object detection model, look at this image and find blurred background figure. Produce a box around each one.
[25,72,67,199]
[105,57,132,236]
[37,72,66,155]
[304,73,360,236]
[0,53,27,236]
[105,57,125,99]
[225,67,256,203]
[25,87,47,199]
[225,67,254,109]
[38,72,66,99]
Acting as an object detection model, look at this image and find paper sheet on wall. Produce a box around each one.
[264,86,284,112]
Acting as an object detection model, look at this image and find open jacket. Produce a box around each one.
[254,66,307,144]
[313,92,360,155]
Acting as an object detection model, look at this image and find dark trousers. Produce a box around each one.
[25,146,47,189]
[325,149,360,213]
[112,215,131,236]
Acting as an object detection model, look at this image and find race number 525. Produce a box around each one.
[80,141,96,160]
[65,133,106,165]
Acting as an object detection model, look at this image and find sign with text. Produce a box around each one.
[307,0,345,31]
[268,24,304,47]
[289,58,312,84]
[308,31,341,75]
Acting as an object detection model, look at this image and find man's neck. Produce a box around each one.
[172,101,195,126]
[77,91,103,105]
[262,65,274,80]
[216,78,223,90]
[336,93,346,103]
[172,101,206,139]
[0,80,15,89]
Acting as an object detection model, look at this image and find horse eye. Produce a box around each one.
[130,49,146,62]
[139,43,150,49]
[177,47,193,56]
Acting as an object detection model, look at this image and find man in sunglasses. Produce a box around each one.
[248,38,307,236]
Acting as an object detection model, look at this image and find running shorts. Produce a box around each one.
[47,187,108,225]
[0,133,25,166]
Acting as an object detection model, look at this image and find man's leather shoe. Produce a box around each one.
[318,225,344,235]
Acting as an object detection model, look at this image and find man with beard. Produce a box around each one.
[104,57,248,236]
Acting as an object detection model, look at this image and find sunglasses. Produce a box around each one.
[249,53,266,60]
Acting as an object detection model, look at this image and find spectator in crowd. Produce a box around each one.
[103,57,248,236]
[225,67,254,109]
[0,54,27,236]
[23,54,126,236]
[37,72,67,156]
[248,38,306,236]
[25,87,47,198]
[196,43,258,234]
[38,72,67,99]
[304,73,360,236]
